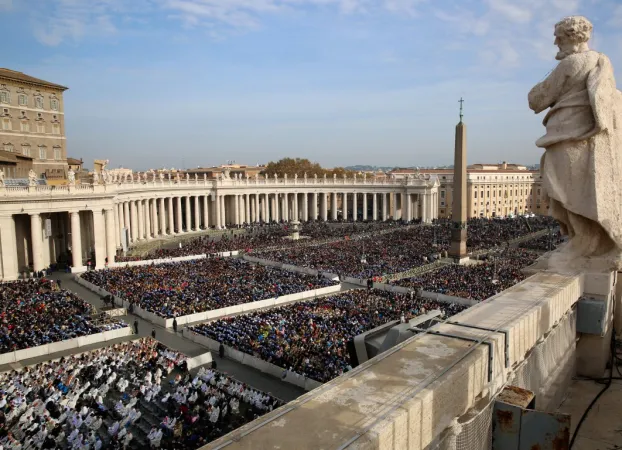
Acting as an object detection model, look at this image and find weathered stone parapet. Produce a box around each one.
[201,270,583,450]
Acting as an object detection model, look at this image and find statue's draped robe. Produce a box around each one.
[528,50,622,253]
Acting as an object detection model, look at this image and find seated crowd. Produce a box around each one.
[393,248,541,301]
[518,230,564,252]
[256,217,556,278]
[0,339,280,449]
[116,220,416,262]
[190,290,468,383]
[0,279,127,355]
[81,258,337,319]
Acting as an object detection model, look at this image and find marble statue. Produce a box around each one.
[528,16,622,259]
[28,169,37,186]
[168,173,171,181]
[92,171,99,185]
[0,169,5,186]
[194,173,198,181]
[223,169,231,180]
[159,172,164,182]
[67,168,75,185]
[204,174,207,181]
[186,173,190,182]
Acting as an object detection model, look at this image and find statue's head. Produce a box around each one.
[554,16,592,60]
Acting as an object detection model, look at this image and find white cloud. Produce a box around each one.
[0,0,12,10]
[384,0,426,17]
[485,0,532,23]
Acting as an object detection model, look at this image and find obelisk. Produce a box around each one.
[449,98,468,263]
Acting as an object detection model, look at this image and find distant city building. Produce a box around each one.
[186,164,265,179]
[0,68,68,184]
[388,162,547,218]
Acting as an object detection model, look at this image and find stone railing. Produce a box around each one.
[0,174,438,198]
[201,267,599,450]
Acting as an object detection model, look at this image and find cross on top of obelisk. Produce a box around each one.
[459,97,464,123]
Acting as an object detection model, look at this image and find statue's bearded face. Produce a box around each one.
[554,33,576,60]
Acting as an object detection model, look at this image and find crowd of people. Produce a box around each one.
[255,217,557,278]
[0,279,128,355]
[518,230,564,251]
[0,338,280,449]
[116,220,418,262]
[190,290,468,383]
[81,258,337,319]
[393,248,541,301]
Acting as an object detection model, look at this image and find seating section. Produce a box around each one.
[0,339,281,449]
[0,279,128,355]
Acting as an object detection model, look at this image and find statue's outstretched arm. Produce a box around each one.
[528,60,572,114]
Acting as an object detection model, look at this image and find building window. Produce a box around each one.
[50,99,59,111]
[474,191,478,198]
[440,191,445,199]
[22,146,30,157]
[18,94,27,106]
[36,122,45,133]
[52,123,60,135]
[53,147,61,160]
[35,97,43,109]
[1,119,10,131]
[3,144,13,153]
[440,201,445,206]
[39,146,46,160]
[0,91,8,104]
[20,121,29,132]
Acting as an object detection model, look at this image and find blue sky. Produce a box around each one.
[1,0,621,170]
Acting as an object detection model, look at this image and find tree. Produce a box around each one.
[263,158,355,178]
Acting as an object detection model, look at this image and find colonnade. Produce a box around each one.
[0,181,439,280]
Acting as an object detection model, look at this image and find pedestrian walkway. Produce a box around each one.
[54,272,306,402]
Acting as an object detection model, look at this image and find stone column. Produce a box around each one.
[303,193,309,221]
[152,199,158,237]
[293,193,299,221]
[130,201,138,242]
[382,193,388,221]
[113,204,121,248]
[159,198,166,236]
[363,193,368,221]
[352,192,357,221]
[331,193,338,220]
[0,216,18,280]
[70,212,83,268]
[30,213,44,272]
[234,195,240,225]
[176,197,182,233]
[116,203,123,246]
[185,196,191,232]
[404,193,411,222]
[312,193,318,221]
[272,194,278,222]
[392,192,399,220]
[214,195,221,229]
[342,192,348,221]
[167,198,174,234]
[253,194,259,223]
[92,210,106,269]
[123,202,130,240]
[194,196,200,231]
[203,196,209,229]
[245,194,251,224]
[220,195,226,227]
[144,199,152,240]
[373,193,378,221]
[422,192,428,223]
[137,200,144,241]
[321,193,328,221]
[105,209,116,264]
